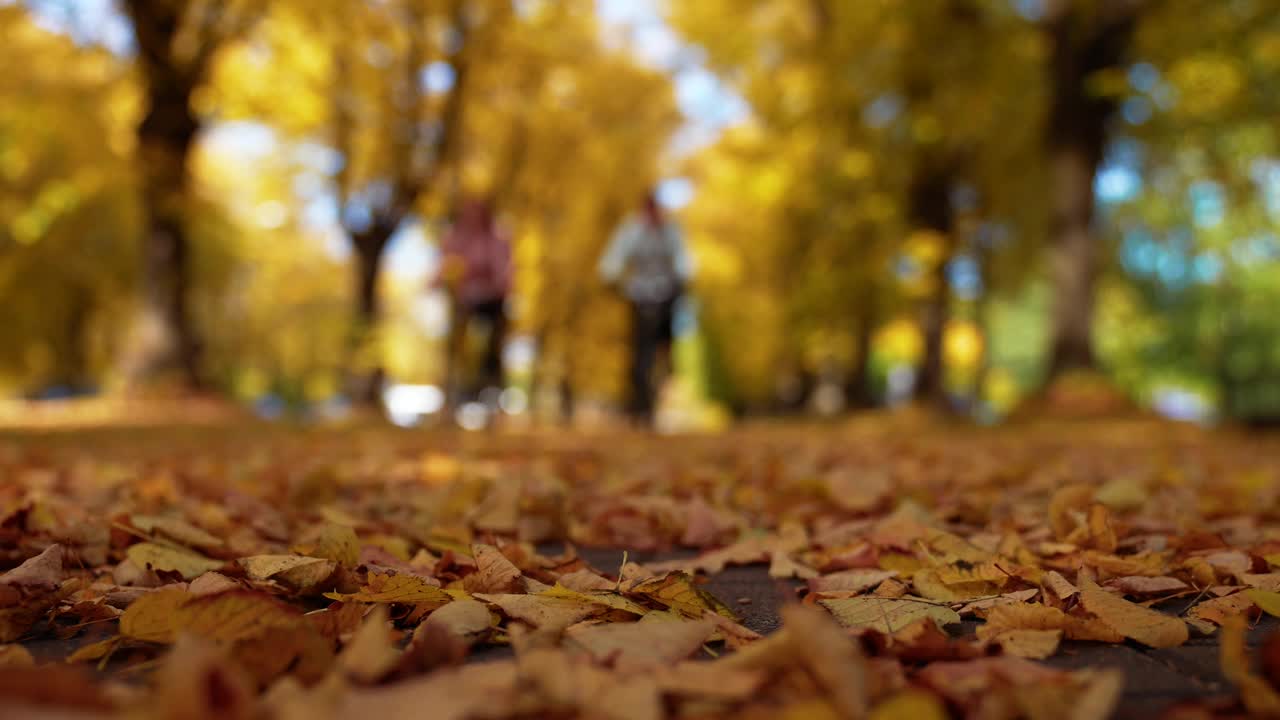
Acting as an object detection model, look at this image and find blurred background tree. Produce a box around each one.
[4,0,1280,426]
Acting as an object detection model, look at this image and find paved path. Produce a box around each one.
[573,547,1268,719]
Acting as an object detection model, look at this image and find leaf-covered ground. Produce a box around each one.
[4,417,1280,719]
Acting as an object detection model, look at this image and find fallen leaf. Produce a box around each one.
[420,599,492,642]
[311,523,361,566]
[819,596,960,633]
[476,593,599,630]
[126,542,224,580]
[868,688,949,720]
[338,606,400,683]
[781,604,869,718]
[463,544,523,594]
[990,629,1062,659]
[130,514,224,550]
[1107,576,1188,595]
[1247,588,1280,618]
[1078,578,1188,648]
[238,555,336,590]
[1189,592,1256,626]
[0,644,35,668]
[0,544,64,589]
[807,569,898,594]
[566,615,715,671]
[1221,614,1280,716]
[324,572,451,605]
[120,588,305,644]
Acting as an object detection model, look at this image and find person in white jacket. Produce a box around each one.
[598,190,693,424]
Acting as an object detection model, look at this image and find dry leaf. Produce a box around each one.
[990,629,1062,659]
[238,555,336,590]
[338,606,400,683]
[566,615,715,671]
[126,542,224,581]
[1221,615,1280,716]
[419,599,491,642]
[476,593,599,630]
[1078,578,1188,648]
[324,572,451,605]
[130,515,224,550]
[120,588,305,644]
[0,643,35,668]
[1107,576,1188,595]
[463,544,523,594]
[1246,588,1280,618]
[1,544,64,589]
[1188,592,1256,626]
[819,596,960,633]
[807,569,898,594]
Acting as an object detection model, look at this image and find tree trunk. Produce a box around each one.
[1047,146,1099,376]
[909,165,955,407]
[347,232,391,407]
[1043,9,1135,380]
[125,70,203,390]
[846,292,877,409]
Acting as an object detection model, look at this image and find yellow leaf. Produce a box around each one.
[0,643,34,668]
[1246,588,1280,618]
[420,599,492,642]
[540,584,648,616]
[934,561,1009,587]
[818,597,960,633]
[1078,579,1188,648]
[566,616,715,672]
[118,588,191,643]
[120,588,304,644]
[306,602,367,640]
[991,629,1062,659]
[869,689,948,720]
[324,572,451,605]
[312,523,360,566]
[1048,485,1093,540]
[125,542,223,580]
[67,636,120,663]
[1189,593,1256,626]
[630,572,737,620]
[238,555,336,590]
[338,606,399,683]
[1221,615,1280,715]
[130,514,224,550]
[475,593,599,630]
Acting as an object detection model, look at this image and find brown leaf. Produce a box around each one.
[0,544,64,590]
[1078,578,1188,648]
[1106,576,1188,596]
[1221,615,1280,715]
[990,629,1062,659]
[324,572,450,605]
[0,643,35,668]
[807,569,898,594]
[463,544,523,594]
[238,555,336,591]
[819,596,960,633]
[120,588,305,644]
[476,593,599,630]
[565,615,715,671]
[126,542,223,581]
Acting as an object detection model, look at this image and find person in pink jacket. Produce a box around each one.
[437,197,512,407]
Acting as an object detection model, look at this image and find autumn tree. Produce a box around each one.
[118,0,262,390]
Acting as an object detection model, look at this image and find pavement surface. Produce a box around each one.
[571,547,1272,720]
[22,544,1268,718]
